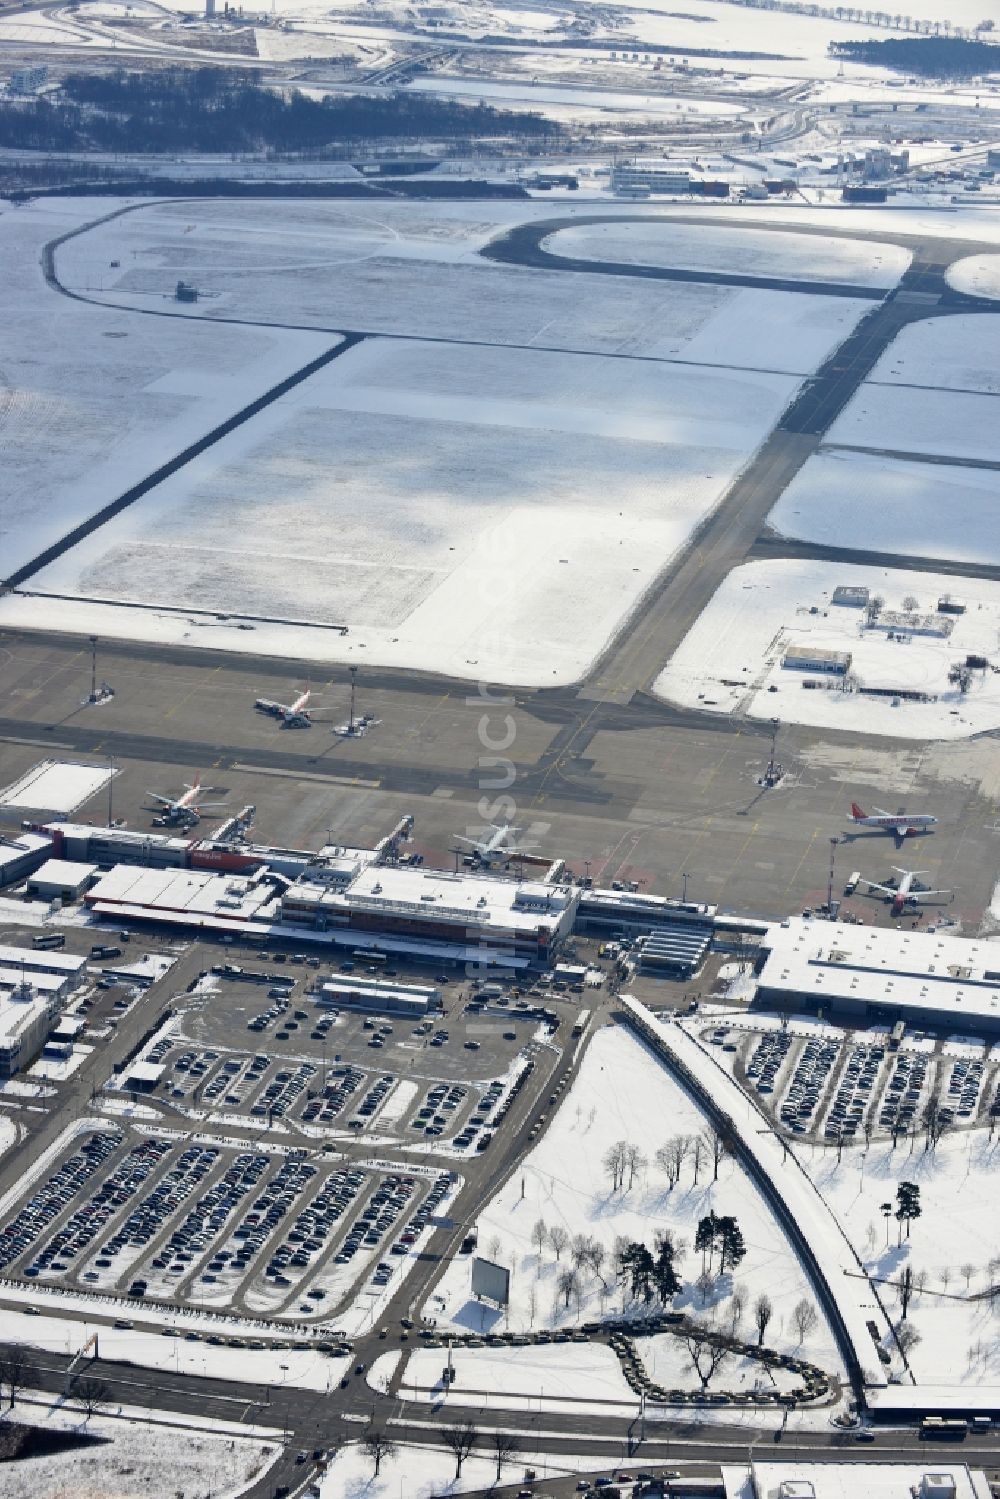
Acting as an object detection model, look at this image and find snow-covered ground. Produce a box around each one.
[8,333,799,686]
[0,199,334,579]
[402,1341,635,1406]
[767,450,1000,567]
[541,221,909,289]
[8,197,892,686]
[319,1438,580,1499]
[802,1127,1000,1388]
[653,559,1000,740]
[0,1396,277,1499]
[946,254,1000,301]
[863,314,1000,395]
[427,1024,843,1379]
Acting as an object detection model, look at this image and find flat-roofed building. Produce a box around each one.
[757,918,1000,1033]
[782,646,852,675]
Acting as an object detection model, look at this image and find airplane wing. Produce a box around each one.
[910,888,951,901]
[146,792,173,807]
[194,799,228,810]
[861,879,895,896]
[873,807,894,817]
[895,825,912,837]
[452,836,479,850]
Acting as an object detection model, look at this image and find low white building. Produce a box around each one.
[27,858,98,901]
[757,919,1000,1034]
[0,944,86,991]
[85,866,280,930]
[0,985,61,1076]
[0,831,54,888]
[727,1462,988,1499]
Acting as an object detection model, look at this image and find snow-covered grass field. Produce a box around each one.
[0,200,334,580]
[541,221,909,289]
[802,1127,1000,1387]
[0,1396,276,1499]
[826,314,1000,464]
[8,198,892,685]
[767,450,1000,567]
[427,1023,843,1380]
[946,255,1000,301]
[13,333,799,685]
[653,559,1000,740]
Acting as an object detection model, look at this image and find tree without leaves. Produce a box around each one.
[896,1321,922,1355]
[602,1140,628,1193]
[754,1292,773,1347]
[682,1328,731,1391]
[548,1224,569,1261]
[75,1377,110,1419]
[490,1430,519,1482]
[655,1135,690,1190]
[961,1262,976,1292]
[363,1431,398,1478]
[531,1218,548,1259]
[703,1124,731,1183]
[0,1346,30,1411]
[556,1266,580,1308]
[624,1143,647,1191]
[791,1299,819,1346]
[584,1240,608,1288]
[729,1284,747,1338]
[570,1233,593,1271]
[691,1134,705,1185]
[442,1421,479,1479]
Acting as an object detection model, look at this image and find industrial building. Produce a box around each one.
[0,943,78,1076]
[27,858,99,901]
[0,831,54,888]
[756,918,1000,1034]
[782,646,852,675]
[318,975,437,1018]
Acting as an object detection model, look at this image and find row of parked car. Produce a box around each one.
[30,1138,171,1282]
[0,1132,121,1270]
[142,1150,272,1294]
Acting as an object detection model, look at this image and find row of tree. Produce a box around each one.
[0,67,561,154]
[603,1124,731,1196]
[828,36,1000,76]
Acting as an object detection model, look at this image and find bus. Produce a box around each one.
[32,933,66,950]
[920,1416,967,1440]
[572,1009,590,1039]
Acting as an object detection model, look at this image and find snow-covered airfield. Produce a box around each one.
[1,197,896,684]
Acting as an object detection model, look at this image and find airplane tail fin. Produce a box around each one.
[850,802,865,820]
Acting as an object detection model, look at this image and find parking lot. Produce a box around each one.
[0,1121,460,1326]
[706,1022,1000,1147]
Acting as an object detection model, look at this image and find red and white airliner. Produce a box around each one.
[848,803,937,839]
[146,776,226,827]
[254,687,326,729]
[861,867,951,917]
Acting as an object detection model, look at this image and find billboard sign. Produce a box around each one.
[471,1256,510,1307]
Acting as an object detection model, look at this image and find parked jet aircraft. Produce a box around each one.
[254,688,326,729]
[862,867,951,916]
[848,803,937,839]
[453,824,531,867]
[146,776,225,827]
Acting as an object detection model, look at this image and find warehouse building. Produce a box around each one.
[782,646,852,675]
[0,831,54,888]
[27,859,99,902]
[318,975,438,1018]
[0,944,86,992]
[756,918,1000,1034]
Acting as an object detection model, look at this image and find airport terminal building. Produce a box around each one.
[757,918,1000,1035]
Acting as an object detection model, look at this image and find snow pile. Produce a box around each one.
[427,1023,842,1376]
[653,558,1000,740]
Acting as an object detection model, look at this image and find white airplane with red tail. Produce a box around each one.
[147,776,226,827]
[862,867,951,916]
[254,687,328,729]
[848,803,937,839]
